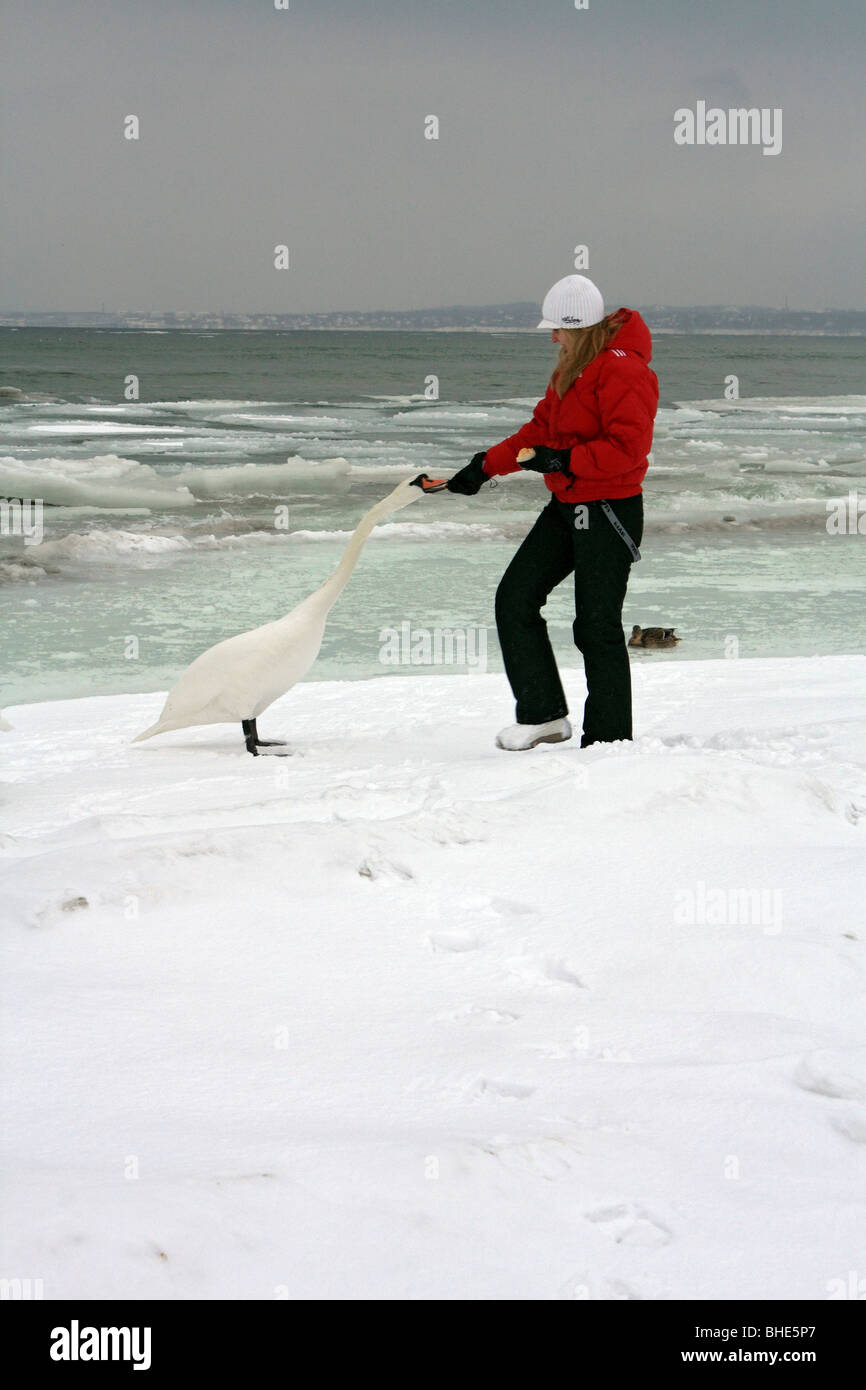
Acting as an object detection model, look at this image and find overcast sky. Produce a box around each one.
[1,0,864,313]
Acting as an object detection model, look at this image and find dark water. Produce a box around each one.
[2,326,865,405]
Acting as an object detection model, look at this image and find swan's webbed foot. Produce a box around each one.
[242,718,291,757]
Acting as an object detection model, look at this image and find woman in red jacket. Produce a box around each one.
[447,275,658,750]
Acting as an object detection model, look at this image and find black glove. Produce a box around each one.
[518,446,573,475]
[447,451,489,495]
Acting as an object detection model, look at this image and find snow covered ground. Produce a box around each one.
[2,655,865,1301]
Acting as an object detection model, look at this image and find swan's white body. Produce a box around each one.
[133,476,425,743]
[0,712,12,731]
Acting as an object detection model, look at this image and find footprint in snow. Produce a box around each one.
[435,1005,520,1025]
[449,1132,582,1182]
[793,1048,866,1103]
[410,809,486,846]
[459,893,541,922]
[532,1037,634,1062]
[31,894,92,927]
[466,1077,536,1102]
[486,1134,583,1179]
[421,1073,534,1105]
[357,854,414,882]
[544,957,587,988]
[507,954,586,989]
[584,1203,672,1249]
[427,930,483,955]
[556,1274,643,1301]
[488,896,538,918]
[831,1106,866,1144]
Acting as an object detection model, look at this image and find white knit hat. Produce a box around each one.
[538,274,605,329]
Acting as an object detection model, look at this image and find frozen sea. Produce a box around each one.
[1,327,864,706]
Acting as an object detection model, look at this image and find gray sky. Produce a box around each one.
[1,0,864,313]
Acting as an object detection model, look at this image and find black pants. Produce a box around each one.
[495,494,643,746]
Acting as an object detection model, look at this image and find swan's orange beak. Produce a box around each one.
[410,474,449,493]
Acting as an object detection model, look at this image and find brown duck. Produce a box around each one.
[629,625,681,649]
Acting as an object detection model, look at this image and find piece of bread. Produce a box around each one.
[516,448,536,463]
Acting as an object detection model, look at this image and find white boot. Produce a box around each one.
[495,717,572,751]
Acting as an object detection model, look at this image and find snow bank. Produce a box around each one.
[0,454,351,510]
[177,456,351,498]
[28,527,290,569]
[0,454,197,510]
[287,520,510,543]
[1,656,864,1300]
[0,519,512,583]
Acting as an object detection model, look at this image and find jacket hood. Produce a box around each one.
[607,308,652,361]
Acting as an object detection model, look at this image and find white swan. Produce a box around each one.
[133,473,444,755]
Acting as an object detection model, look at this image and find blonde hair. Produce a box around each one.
[549,311,625,398]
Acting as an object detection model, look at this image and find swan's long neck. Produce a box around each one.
[292,492,404,620]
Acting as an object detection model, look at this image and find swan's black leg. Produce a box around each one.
[242,718,289,756]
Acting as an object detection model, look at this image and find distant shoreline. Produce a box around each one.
[1,324,864,338]
[2,302,864,337]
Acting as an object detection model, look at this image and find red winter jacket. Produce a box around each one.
[482,308,659,503]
